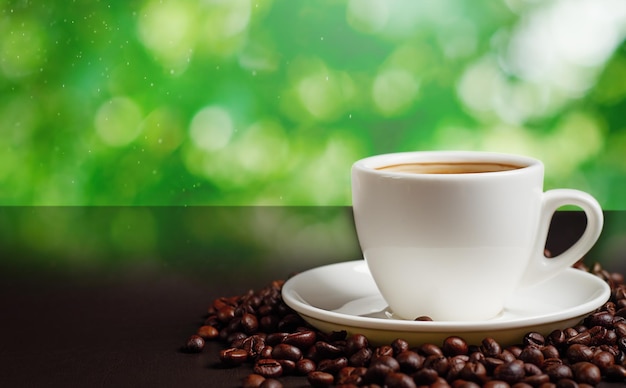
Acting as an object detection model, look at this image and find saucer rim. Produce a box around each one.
[282,260,610,332]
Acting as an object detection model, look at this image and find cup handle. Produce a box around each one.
[518,189,604,288]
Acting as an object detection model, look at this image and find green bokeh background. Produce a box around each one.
[2,0,626,271]
[1,0,626,208]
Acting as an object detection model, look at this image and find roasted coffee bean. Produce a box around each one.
[276,359,296,375]
[220,347,248,365]
[241,313,259,334]
[451,380,480,388]
[259,315,279,332]
[419,343,444,357]
[307,371,334,387]
[374,345,394,358]
[283,330,316,350]
[605,364,626,381]
[217,305,236,323]
[493,360,525,384]
[541,345,560,359]
[518,346,544,367]
[395,350,424,373]
[391,338,410,355]
[315,341,343,358]
[571,361,601,385]
[243,335,266,359]
[483,357,505,373]
[521,373,550,386]
[317,357,348,374]
[349,346,372,367]
[544,363,573,382]
[459,361,487,384]
[506,346,523,358]
[443,336,469,356]
[265,332,288,346]
[497,350,517,363]
[371,354,400,371]
[197,325,219,340]
[296,358,316,375]
[591,350,614,372]
[242,373,266,388]
[384,372,417,388]
[271,343,302,361]
[524,362,542,376]
[182,334,204,353]
[566,330,591,346]
[363,363,393,384]
[253,359,283,378]
[523,332,545,347]
[481,338,502,357]
[585,311,614,327]
[345,333,368,355]
[566,344,594,363]
[482,381,510,388]
[424,355,449,376]
[259,345,273,359]
[412,367,439,385]
[548,329,566,346]
[259,378,282,388]
[414,315,433,321]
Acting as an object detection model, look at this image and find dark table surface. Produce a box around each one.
[1,207,625,387]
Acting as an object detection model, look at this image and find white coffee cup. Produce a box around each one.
[351,151,604,321]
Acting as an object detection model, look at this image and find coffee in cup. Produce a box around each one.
[351,151,603,321]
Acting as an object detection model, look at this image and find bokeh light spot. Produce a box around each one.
[372,68,419,115]
[189,106,234,152]
[346,0,389,34]
[95,97,143,147]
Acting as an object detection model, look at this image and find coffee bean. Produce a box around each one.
[544,363,573,382]
[271,343,302,361]
[220,347,248,365]
[385,372,417,388]
[348,346,372,367]
[314,341,343,359]
[242,373,265,388]
[241,313,259,334]
[391,338,410,355]
[493,360,525,384]
[283,330,316,350]
[571,361,601,385]
[412,367,439,385]
[253,359,283,378]
[481,338,502,357]
[197,325,219,340]
[345,334,368,355]
[591,350,614,372]
[424,355,449,376]
[182,334,204,353]
[518,346,544,367]
[605,364,626,381]
[523,332,545,347]
[459,361,487,384]
[296,358,316,375]
[419,343,444,357]
[374,345,394,358]
[443,336,469,356]
[566,344,594,363]
[415,315,433,321]
[482,381,510,388]
[317,357,348,374]
[307,370,334,387]
[259,378,282,388]
[395,350,424,373]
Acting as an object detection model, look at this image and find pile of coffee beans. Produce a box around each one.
[182,262,626,387]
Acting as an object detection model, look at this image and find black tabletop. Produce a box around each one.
[1,207,625,387]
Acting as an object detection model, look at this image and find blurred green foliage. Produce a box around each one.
[1,0,626,208]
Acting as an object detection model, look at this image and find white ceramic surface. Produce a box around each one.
[282,260,610,346]
[352,151,604,321]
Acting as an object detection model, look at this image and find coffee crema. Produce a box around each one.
[376,161,524,174]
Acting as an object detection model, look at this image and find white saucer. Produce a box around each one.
[282,260,610,346]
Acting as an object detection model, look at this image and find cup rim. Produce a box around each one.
[352,150,543,178]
